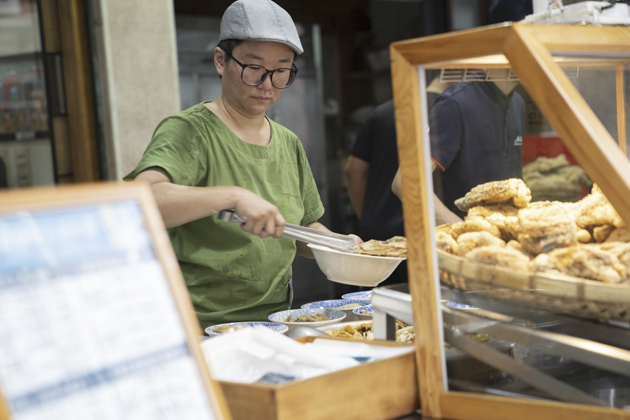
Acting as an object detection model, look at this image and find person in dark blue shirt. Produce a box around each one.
[392,0,531,217]
[392,79,525,219]
[429,80,525,218]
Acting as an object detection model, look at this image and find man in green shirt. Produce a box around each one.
[125,0,357,330]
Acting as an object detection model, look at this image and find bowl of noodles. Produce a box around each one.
[268,308,346,332]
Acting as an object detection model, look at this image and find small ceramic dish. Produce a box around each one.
[268,308,346,332]
[342,291,373,301]
[205,321,288,337]
[352,305,373,321]
[301,299,371,322]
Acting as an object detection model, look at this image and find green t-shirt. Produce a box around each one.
[125,102,324,330]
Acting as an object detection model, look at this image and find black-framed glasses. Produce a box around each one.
[225,51,298,89]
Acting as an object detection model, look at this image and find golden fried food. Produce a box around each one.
[575,185,624,229]
[537,245,626,284]
[465,245,531,273]
[466,203,519,220]
[593,224,616,243]
[606,227,630,243]
[518,203,577,239]
[436,231,458,255]
[465,204,521,240]
[506,240,534,259]
[324,323,373,340]
[518,232,577,255]
[454,178,532,211]
[524,154,570,174]
[577,229,592,243]
[523,154,589,202]
[353,236,407,257]
[456,232,505,257]
[449,219,501,239]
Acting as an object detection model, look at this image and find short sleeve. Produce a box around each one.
[429,96,463,171]
[295,141,325,225]
[124,116,209,187]
[350,112,375,163]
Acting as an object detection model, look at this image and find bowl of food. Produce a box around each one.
[318,320,374,341]
[307,243,406,287]
[352,305,373,321]
[268,308,346,332]
[342,290,373,300]
[205,321,288,337]
[301,299,371,321]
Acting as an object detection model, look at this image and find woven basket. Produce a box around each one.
[436,247,630,322]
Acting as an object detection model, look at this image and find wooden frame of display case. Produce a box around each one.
[391,23,630,420]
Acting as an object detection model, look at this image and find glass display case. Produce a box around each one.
[389,23,630,419]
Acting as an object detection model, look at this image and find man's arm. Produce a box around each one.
[344,156,370,219]
[134,169,286,238]
[391,162,462,225]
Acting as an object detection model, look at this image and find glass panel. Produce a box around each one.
[420,54,630,408]
[0,0,55,188]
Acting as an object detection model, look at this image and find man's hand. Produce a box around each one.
[234,190,286,239]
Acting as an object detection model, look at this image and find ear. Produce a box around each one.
[214,47,226,76]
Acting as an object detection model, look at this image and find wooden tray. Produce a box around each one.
[218,336,418,420]
[437,247,630,322]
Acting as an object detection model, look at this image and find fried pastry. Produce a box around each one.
[456,232,505,257]
[449,219,501,239]
[605,227,630,244]
[593,224,615,243]
[436,231,458,255]
[506,239,534,259]
[465,245,530,273]
[465,204,521,240]
[541,245,626,284]
[353,236,407,257]
[466,203,519,220]
[577,229,592,243]
[455,178,532,211]
[518,232,577,255]
[575,185,624,228]
[518,203,577,239]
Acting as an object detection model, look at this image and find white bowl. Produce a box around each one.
[307,244,405,287]
[301,299,371,322]
[268,308,346,332]
[205,321,288,337]
[352,305,373,321]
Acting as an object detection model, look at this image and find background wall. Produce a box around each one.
[91,0,180,180]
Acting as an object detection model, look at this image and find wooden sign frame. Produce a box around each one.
[0,182,232,420]
[391,23,630,420]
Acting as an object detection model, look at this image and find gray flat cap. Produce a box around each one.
[219,0,303,55]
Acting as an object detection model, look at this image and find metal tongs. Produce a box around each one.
[217,210,355,253]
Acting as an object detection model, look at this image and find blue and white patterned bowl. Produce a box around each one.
[352,305,373,321]
[205,321,289,337]
[268,308,346,331]
[342,291,373,301]
[301,299,371,321]
[445,301,473,309]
